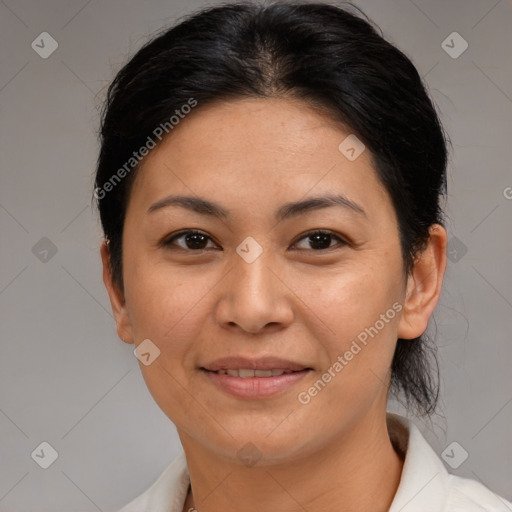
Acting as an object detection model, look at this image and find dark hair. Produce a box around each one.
[93,1,449,416]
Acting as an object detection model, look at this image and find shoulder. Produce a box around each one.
[117,451,190,512]
[445,473,512,511]
[387,413,512,512]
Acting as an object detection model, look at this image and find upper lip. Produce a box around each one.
[201,356,310,372]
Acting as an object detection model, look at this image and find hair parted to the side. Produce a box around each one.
[93,1,449,416]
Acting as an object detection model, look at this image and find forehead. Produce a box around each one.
[127,97,393,224]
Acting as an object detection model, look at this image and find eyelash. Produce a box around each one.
[160,229,348,252]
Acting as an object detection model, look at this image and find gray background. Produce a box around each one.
[1,0,511,510]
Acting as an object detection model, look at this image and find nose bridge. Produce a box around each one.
[217,237,292,332]
[233,237,278,303]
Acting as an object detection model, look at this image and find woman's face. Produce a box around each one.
[102,97,436,464]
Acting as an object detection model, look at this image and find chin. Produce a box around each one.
[195,424,320,467]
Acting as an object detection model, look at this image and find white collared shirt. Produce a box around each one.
[118,413,512,511]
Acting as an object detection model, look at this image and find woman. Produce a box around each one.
[94,2,511,511]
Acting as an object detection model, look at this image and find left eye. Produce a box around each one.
[161,229,346,251]
[292,230,346,251]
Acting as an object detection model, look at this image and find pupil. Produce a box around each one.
[310,233,331,250]
[186,233,207,249]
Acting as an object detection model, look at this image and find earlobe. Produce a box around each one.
[100,241,135,344]
[397,224,447,340]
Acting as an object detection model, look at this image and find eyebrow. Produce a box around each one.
[147,193,367,221]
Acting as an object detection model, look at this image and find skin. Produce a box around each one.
[101,97,447,512]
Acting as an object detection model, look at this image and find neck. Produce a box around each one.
[180,411,404,512]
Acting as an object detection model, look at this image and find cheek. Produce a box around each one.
[123,259,216,425]
[298,257,401,340]
[125,261,212,347]
[295,258,402,394]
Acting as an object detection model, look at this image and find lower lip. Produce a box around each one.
[201,369,311,399]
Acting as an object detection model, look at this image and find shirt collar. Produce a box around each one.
[387,412,449,511]
[129,412,450,512]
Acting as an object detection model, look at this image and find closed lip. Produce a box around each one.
[200,356,311,372]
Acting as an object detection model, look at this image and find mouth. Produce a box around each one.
[201,355,311,373]
[199,358,313,399]
[202,368,303,377]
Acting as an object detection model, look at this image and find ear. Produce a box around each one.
[397,224,447,340]
[100,241,134,344]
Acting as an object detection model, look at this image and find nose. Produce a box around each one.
[214,248,294,335]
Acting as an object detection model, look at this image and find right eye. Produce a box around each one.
[161,230,219,251]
